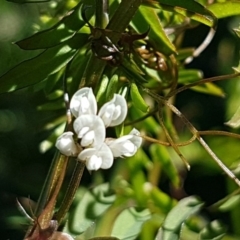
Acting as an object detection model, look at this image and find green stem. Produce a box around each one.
[107,0,143,33]
[55,160,85,225]
[95,0,109,28]
[34,151,68,217]
[79,0,143,88]
[25,154,68,239]
[38,155,69,229]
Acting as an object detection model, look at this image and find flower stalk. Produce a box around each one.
[55,160,85,225]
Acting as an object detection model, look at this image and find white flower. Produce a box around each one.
[56,87,142,171]
[70,87,97,117]
[55,131,78,156]
[73,115,105,148]
[106,128,142,157]
[78,143,114,171]
[98,94,127,127]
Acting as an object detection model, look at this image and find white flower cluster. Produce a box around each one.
[55,87,142,171]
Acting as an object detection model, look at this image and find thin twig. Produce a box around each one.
[141,134,197,147]
[165,100,240,187]
[199,130,240,140]
[144,88,240,187]
[157,105,191,170]
[168,72,240,97]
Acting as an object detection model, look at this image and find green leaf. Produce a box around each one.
[69,183,116,235]
[120,58,147,84]
[137,6,176,55]
[158,0,217,29]
[7,0,49,2]
[225,105,240,128]
[155,196,203,240]
[199,220,226,240]
[0,34,88,93]
[96,75,109,105]
[191,82,225,97]
[207,1,240,19]
[16,2,86,49]
[132,6,176,56]
[178,69,203,84]
[130,83,149,113]
[149,144,180,188]
[106,74,119,102]
[150,187,176,213]
[111,208,151,240]
[218,195,240,212]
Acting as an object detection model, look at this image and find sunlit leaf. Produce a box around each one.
[225,105,240,128]
[16,2,86,49]
[96,75,109,105]
[132,6,176,56]
[111,208,151,240]
[176,48,195,61]
[158,0,217,29]
[138,6,176,55]
[149,144,180,188]
[155,196,203,240]
[178,69,203,84]
[199,220,226,240]
[120,58,147,84]
[150,187,176,214]
[218,195,240,212]
[140,215,165,240]
[69,183,116,235]
[207,1,240,19]
[191,82,225,97]
[0,34,88,93]
[7,0,49,2]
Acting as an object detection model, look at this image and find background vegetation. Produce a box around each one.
[0,0,240,239]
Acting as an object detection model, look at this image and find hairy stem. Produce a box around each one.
[55,160,85,225]
[34,151,68,217]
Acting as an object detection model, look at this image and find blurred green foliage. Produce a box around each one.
[1,0,240,239]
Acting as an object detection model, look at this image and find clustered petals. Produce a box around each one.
[55,87,142,171]
[105,128,142,158]
[98,94,128,127]
[70,87,97,117]
[73,114,105,147]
